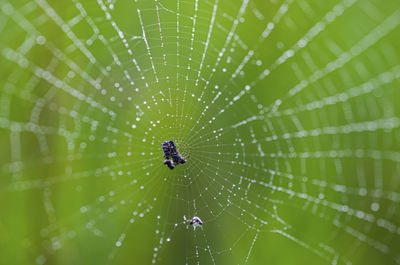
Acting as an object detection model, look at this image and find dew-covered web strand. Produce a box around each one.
[182,2,400,158]
[179,0,199,128]
[268,9,400,114]
[193,0,357,126]
[248,1,399,112]
[192,0,287,121]
[2,0,161,258]
[190,141,400,218]
[0,2,140,161]
[184,143,395,259]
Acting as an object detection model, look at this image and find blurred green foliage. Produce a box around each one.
[1,0,400,264]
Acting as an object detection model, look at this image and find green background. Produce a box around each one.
[1,0,400,264]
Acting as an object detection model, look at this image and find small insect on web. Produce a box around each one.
[184,216,203,230]
[161,141,186,169]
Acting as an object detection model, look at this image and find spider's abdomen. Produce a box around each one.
[162,141,173,159]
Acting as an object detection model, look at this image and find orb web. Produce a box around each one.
[1,0,400,264]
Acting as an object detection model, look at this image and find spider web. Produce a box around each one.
[1,0,400,264]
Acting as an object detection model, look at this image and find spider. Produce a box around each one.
[162,141,186,169]
[184,216,203,230]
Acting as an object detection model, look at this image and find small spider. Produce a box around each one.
[162,141,187,169]
[184,216,203,230]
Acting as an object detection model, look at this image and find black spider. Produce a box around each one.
[162,140,186,169]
